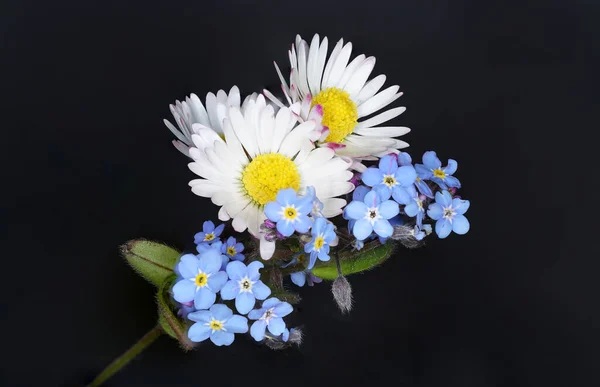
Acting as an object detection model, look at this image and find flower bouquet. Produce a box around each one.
[87,34,470,386]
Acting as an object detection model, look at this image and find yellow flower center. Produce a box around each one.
[204,233,215,241]
[241,153,301,206]
[195,273,208,287]
[209,319,223,331]
[433,169,446,179]
[314,236,325,250]
[283,206,297,220]
[311,87,358,143]
[383,175,397,187]
[226,246,237,256]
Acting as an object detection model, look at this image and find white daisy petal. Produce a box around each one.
[307,34,321,96]
[323,42,352,89]
[337,54,365,89]
[278,121,315,157]
[354,126,411,137]
[229,106,258,158]
[321,38,344,89]
[356,106,406,129]
[354,74,387,104]
[345,57,376,97]
[357,86,401,118]
[218,206,230,221]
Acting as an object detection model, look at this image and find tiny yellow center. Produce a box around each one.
[383,175,397,187]
[241,279,251,290]
[204,233,215,241]
[433,169,446,179]
[283,206,297,220]
[314,236,325,250]
[311,87,358,143]
[226,246,237,256]
[209,319,223,331]
[195,273,208,287]
[241,153,301,206]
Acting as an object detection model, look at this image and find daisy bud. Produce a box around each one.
[332,275,353,314]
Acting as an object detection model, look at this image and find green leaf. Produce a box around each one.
[156,275,194,351]
[121,239,180,287]
[311,241,395,280]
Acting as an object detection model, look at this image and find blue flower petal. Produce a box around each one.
[435,218,452,239]
[210,331,235,346]
[250,320,267,341]
[308,251,318,270]
[344,200,368,220]
[187,310,212,323]
[262,297,281,309]
[452,214,470,235]
[415,164,433,179]
[291,272,306,287]
[398,152,412,166]
[264,201,282,222]
[276,219,295,237]
[373,219,393,238]
[453,198,470,215]
[395,165,417,186]
[252,281,271,300]
[423,151,441,169]
[198,249,222,274]
[361,168,384,187]
[248,308,265,320]
[317,246,330,261]
[444,159,458,175]
[353,219,373,240]
[194,287,216,310]
[273,301,293,317]
[224,315,249,333]
[294,214,312,233]
[194,232,206,245]
[282,328,290,342]
[203,221,214,233]
[235,292,256,315]
[436,190,453,207]
[219,280,239,300]
[268,317,286,335]
[312,216,326,234]
[178,254,199,279]
[207,271,228,292]
[226,261,247,281]
[378,155,399,175]
[415,178,433,198]
[352,185,371,202]
[391,186,411,205]
[213,224,225,237]
[444,175,461,189]
[373,184,392,201]
[210,304,233,320]
[427,203,443,220]
[246,261,264,281]
[187,322,211,342]
[378,200,400,219]
[404,202,419,217]
[234,242,245,253]
[276,188,298,206]
[172,280,195,303]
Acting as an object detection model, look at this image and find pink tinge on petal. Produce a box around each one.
[324,142,346,150]
[318,126,330,142]
[181,301,194,307]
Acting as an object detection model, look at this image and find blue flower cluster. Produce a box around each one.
[344,151,470,243]
[172,222,295,346]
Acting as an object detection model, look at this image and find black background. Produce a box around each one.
[2,0,599,386]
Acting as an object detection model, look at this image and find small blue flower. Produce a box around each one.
[415,151,461,191]
[194,221,225,244]
[427,190,470,238]
[413,224,433,241]
[304,217,336,269]
[265,189,312,237]
[221,236,245,262]
[248,298,293,341]
[172,250,228,310]
[393,185,426,228]
[301,186,324,218]
[187,304,248,346]
[360,154,417,201]
[196,240,229,270]
[220,261,271,315]
[283,253,323,287]
[344,190,400,241]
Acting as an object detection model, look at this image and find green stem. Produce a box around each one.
[87,325,163,387]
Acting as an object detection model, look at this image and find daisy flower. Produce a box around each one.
[164,86,256,157]
[187,94,354,240]
[267,34,410,164]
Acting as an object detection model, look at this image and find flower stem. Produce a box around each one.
[86,325,163,387]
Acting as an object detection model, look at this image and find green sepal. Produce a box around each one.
[269,289,302,304]
[121,239,180,287]
[156,275,194,350]
[311,241,395,280]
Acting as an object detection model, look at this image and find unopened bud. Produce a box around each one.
[350,173,361,186]
[263,219,276,229]
[390,225,423,248]
[448,187,457,195]
[332,275,353,313]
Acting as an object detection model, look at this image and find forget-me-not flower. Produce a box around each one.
[361,154,417,201]
[221,236,245,262]
[194,221,225,244]
[344,190,400,241]
[248,298,293,341]
[282,253,323,287]
[221,261,271,314]
[415,151,461,191]
[265,189,312,237]
[300,186,324,218]
[172,250,228,310]
[427,190,470,238]
[196,240,229,270]
[304,217,336,269]
[187,304,248,346]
